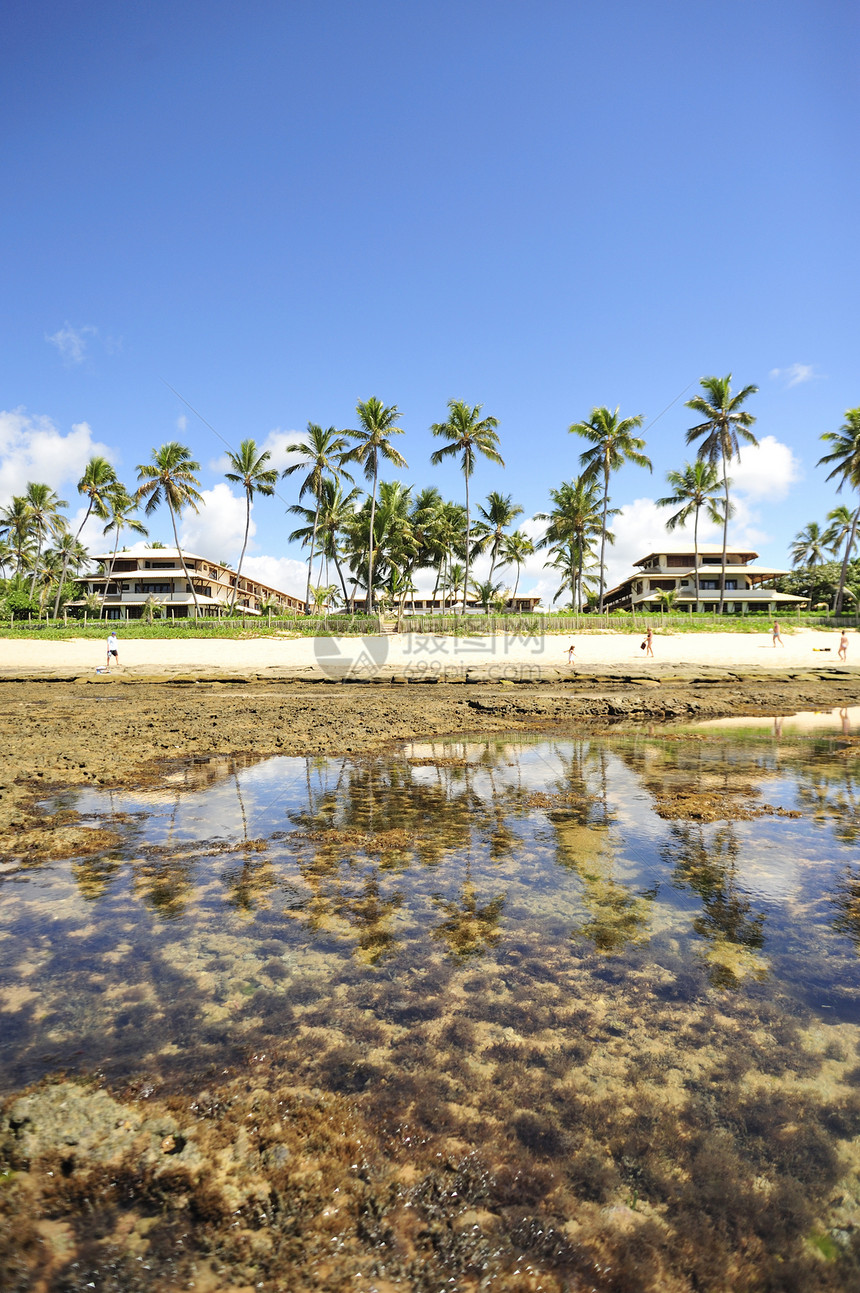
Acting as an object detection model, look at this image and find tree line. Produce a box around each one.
[1,382,858,619]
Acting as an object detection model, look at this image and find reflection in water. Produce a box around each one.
[5,728,860,1290]
[663,822,767,986]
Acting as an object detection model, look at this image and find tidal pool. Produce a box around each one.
[3,719,860,1290]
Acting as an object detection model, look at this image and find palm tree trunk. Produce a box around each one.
[834,502,860,614]
[231,491,252,611]
[53,503,93,619]
[719,453,730,615]
[366,467,378,614]
[598,467,609,613]
[333,550,350,607]
[28,538,43,602]
[100,528,123,619]
[463,465,471,616]
[512,561,521,604]
[304,503,319,615]
[169,503,201,617]
[693,504,701,610]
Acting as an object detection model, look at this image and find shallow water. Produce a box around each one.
[3,720,860,1288]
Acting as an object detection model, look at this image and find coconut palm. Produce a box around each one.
[472,577,505,615]
[790,521,830,570]
[472,492,524,581]
[428,499,467,608]
[442,561,467,612]
[536,477,607,612]
[0,496,35,574]
[44,529,89,611]
[430,400,503,614]
[135,442,204,616]
[499,529,534,604]
[570,407,650,612]
[685,375,759,613]
[342,399,406,613]
[224,439,279,610]
[100,486,149,618]
[52,455,118,618]
[818,410,860,613]
[789,522,831,608]
[22,483,68,601]
[823,505,854,557]
[283,423,353,613]
[657,460,727,606]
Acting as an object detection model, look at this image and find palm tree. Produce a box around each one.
[52,455,118,618]
[472,491,523,581]
[824,504,855,558]
[790,521,830,570]
[442,561,467,612]
[224,439,278,610]
[657,460,727,607]
[685,375,758,613]
[135,442,204,616]
[44,529,90,611]
[472,577,505,615]
[23,482,68,601]
[789,521,831,608]
[342,399,406,613]
[818,410,860,614]
[570,407,650,612]
[536,477,607,612]
[499,529,534,605]
[0,496,34,574]
[430,400,503,615]
[283,423,353,613]
[100,486,149,618]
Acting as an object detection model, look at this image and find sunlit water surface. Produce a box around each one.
[2,724,860,1094]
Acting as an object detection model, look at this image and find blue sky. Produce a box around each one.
[2,0,858,601]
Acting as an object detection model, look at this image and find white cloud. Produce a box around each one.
[0,408,116,504]
[176,414,188,433]
[178,483,250,559]
[769,363,819,388]
[260,428,308,476]
[46,322,97,366]
[242,554,309,598]
[729,435,801,500]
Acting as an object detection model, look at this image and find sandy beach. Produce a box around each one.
[1,624,856,677]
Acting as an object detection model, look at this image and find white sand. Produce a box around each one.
[0,625,854,675]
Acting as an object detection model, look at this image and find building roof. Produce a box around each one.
[633,544,759,567]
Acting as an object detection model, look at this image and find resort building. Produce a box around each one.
[73,549,306,618]
[603,546,807,614]
[398,593,542,615]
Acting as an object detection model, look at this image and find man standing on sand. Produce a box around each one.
[839,631,849,662]
[772,620,784,647]
[106,630,119,670]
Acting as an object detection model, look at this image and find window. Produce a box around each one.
[135,582,171,593]
[701,580,718,590]
[725,580,737,591]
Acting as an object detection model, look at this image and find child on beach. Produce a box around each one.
[565,644,575,664]
[772,621,784,647]
[106,631,119,670]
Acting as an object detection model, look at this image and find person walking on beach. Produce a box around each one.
[565,643,576,664]
[645,626,653,657]
[772,620,784,647]
[106,630,119,670]
[839,630,849,662]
